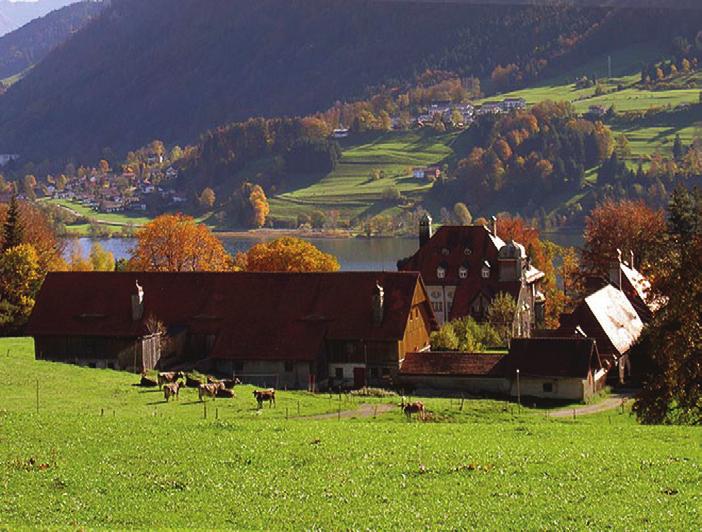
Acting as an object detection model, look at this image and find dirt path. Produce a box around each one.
[549,393,634,418]
[305,403,396,420]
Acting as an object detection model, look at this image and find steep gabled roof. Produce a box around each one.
[399,352,508,377]
[27,271,436,362]
[398,225,505,285]
[583,285,643,356]
[508,337,602,379]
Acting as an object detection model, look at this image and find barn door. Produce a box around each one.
[353,367,366,389]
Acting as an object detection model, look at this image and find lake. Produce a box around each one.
[67,231,583,271]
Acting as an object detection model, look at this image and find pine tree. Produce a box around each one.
[672,134,684,161]
[2,195,23,252]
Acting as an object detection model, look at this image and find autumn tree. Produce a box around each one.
[236,237,340,272]
[69,242,93,271]
[129,214,232,272]
[2,195,22,251]
[430,323,460,351]
[199,187,216,210]
[453,202,472,225]
[248,184,269,228]
[633,187,702,424]
[583,199,666,276]
[0,244,43,333]
[559,246,584,313]
[487,292,517,345]
[90,242,116,271]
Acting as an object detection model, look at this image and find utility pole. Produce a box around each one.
[516,369,521,412]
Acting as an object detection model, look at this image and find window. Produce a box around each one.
[441,247,450,256]
[481,262,491,279]
[284,362,294,373]
[464,247,472,256]
[543,383,554,393]
[437,266,446,279]
[459,266,468,279]
[370,367,379,378]
[335,367,344,379]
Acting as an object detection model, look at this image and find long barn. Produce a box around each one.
[26,271,437,390]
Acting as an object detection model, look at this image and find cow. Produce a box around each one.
[402,401,425,421]
[158,371,185,389]
[222,378,242,390]
[139,373,158,387]
[253,389,276,409]
[163,381,184,402]
[198,382,225,402]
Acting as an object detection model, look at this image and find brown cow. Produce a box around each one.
[158,371,185,389]
[163,381,184,402]
[402,401,425,420]
[198,382,224,402]
[253,389,276,408]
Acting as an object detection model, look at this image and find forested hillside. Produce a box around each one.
[0,1,104,81]
[0,0,681,165]
[0,0,79,36]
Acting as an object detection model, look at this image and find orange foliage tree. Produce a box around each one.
[496,215,562,327]
[0,200,65,271]
[236,237,340,272]
[129,214,232,272]
[583,199,666,276]
[248,185,270,228]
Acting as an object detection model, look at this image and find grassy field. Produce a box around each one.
[269,130,459,224]
[45,198,153,226]
[1,338,700,529]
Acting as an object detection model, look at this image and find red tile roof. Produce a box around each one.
[399,351,508,377]
[27,272,436,362]
[508,337,602,379]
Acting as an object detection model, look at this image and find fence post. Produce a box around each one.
[338,404,341,421]
[374,405,378,418]
[572,408,576,420]
[215,407,219,421]
[460,395,465,411]
[35,379,39,415]
[101,408,104,417]
[286,407,289,420]
[204,402,207,419]
[297,400,300,416]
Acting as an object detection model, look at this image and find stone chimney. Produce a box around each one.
[372,282,385,326]
[630,250,635,269]
[491,216,498,239]
[419,213,433,247]
[131,281,144,321]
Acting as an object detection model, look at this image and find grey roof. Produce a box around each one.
[584,285,644,356]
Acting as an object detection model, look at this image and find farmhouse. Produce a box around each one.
[397,337,606,402]
[398,215,545,334]
[27,272,437,390]
[554,284,644,383]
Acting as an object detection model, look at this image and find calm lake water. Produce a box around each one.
[67,231,583,271]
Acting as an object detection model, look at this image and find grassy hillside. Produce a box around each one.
[270,131,458,225]
[2,338,700,529]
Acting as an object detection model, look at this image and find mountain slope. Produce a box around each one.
[0,1,104,81]
[0,0,79,36]
[0,0,697,166]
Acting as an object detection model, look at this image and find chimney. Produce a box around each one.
[491,216,498,239]
[419,213,433,247]
[372,282,385,326]
[608,249,623,288]
[630,250,635,269]
[131,281,144,321]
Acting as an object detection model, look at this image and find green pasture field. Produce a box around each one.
[1,338,700,529]
[269,130,458,224]
[44,198,153,227]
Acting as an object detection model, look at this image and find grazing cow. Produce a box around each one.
[253,389,276,409]
[185,375,203,388]
[402,401,425,420]
[158,371,185,389]
[222,378,242,390]
[198,382,225,402]
[139,373,158,387]
[163,381,184,402]
[216,388,235,399]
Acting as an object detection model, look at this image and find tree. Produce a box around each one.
[69,241,93,271]
[583,199,666,276]
[199,187,216,210]
[672,134,684,161]
[248,185,269,228]
[90,242,116,271]
[615,134,631,158]
[129,214,232,272]
[633,187,702,424]
[559,246,584,312]
[2,195,23,251]
[486,292,517,345]
[236,237,340,272]
[453,202,472,225]
[0,244,42,332]
[430,323,459,351]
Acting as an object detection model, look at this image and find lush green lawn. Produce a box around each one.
[270,130,458,224]
[45,198,153,226]
[1,338,700,529]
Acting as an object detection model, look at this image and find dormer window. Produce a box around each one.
[441,247,450,256]
[464,247,472,256]
[459,266,468,279]
[481,261,491,279]
[437,266,446,279]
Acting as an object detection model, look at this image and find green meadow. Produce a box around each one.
[1,338,700,530]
